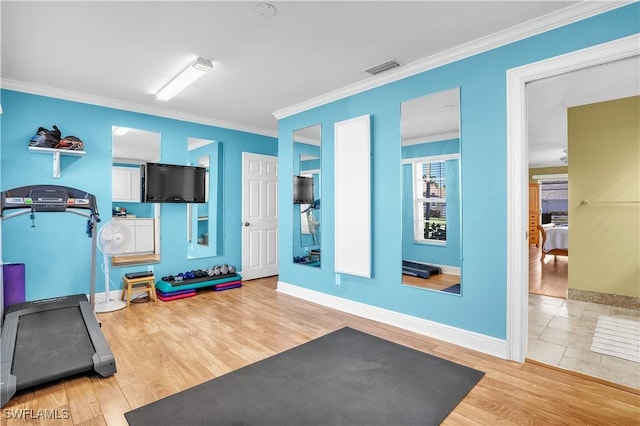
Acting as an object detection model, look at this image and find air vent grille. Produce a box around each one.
[365,60,401,75]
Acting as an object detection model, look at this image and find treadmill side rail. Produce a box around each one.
[79,302,116,377]
[1,312,19,407]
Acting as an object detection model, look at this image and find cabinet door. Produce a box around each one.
[129,167,141,202]
[114,219,136,254]
[112,166,141,202]
[135,220,155,253]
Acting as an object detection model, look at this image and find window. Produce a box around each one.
[413,160,447,243]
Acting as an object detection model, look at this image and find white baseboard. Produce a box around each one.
[87,289,124,301]
[277,281,507,359]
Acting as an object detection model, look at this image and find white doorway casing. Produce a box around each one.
[506,34,639,362]
[241,152,279,280]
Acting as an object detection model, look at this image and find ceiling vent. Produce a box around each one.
[365,59,401,75]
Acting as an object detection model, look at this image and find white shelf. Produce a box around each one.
[29,147,86,178]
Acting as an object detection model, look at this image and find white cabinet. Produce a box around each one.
[134,219,155,252]
[112,166,141,202]
[115,218,154,254]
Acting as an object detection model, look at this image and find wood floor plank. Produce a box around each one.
[3,276,638,425]
[62,376,101,425]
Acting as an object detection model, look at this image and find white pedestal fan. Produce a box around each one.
[95,220,130,312]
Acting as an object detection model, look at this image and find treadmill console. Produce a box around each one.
[1,185,98,215]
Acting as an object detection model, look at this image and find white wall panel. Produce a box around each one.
[334,114,371,277]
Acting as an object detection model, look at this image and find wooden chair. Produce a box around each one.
[122,275,157,307]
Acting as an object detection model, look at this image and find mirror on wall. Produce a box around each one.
[401,88,462,294]
[111,126,161,267]
[292,124,321,267]
[187,138,222,259]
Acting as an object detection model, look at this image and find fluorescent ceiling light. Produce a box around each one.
[155,57,213,102]
[113,126,130,136]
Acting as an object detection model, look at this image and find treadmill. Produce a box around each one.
[0,185,116,408]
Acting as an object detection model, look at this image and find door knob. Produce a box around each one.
[244,222,250,227]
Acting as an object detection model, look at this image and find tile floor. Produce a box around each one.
[528,293,640,390]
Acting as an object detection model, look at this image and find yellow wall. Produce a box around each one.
[568,96,639,297]
[529,166,568,183]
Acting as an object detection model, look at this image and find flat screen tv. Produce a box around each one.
[142,162,206,203]
[293,175,314,204]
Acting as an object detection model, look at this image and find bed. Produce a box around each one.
[537,224,568,260]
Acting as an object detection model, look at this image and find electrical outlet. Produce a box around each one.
[147,265,154,273]
[335,273,341,286]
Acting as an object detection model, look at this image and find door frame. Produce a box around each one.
[505,34,639,361]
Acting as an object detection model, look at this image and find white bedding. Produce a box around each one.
[543,226,568,251]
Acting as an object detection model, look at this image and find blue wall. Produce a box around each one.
[0,90,277,300]
[277,4,639,339]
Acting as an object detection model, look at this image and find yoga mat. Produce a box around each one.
[441,283,461,294]
[125,327,484,426]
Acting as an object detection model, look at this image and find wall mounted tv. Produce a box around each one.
[293,175,314,204]
[141,162,206,203]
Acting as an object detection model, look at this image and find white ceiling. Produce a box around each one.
[2,1,635,166]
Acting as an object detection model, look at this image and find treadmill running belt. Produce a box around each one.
[12,307,96,389]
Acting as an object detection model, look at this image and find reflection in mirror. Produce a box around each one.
[401,88,462,294]
[293,124,321,267]
[111,126,161,267]
[187,138,222,259]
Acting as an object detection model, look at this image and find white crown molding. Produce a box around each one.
[529,161,567,168]
[277,281,507,359]
[531,173,569,181]
[273,1,631,120]
[1,78,278,138]
[402,131,460,147]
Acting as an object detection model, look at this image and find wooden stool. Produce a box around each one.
[122,275,157,307]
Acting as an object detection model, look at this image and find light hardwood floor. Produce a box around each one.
[528,245,568,299]
[402,272,459,292]
[4,276,639,425]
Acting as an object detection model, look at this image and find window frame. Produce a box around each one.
[403,153,460,246]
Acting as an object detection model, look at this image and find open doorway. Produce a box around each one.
[507,35,639,390]
[528,178,568,299]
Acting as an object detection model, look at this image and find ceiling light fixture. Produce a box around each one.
[155,57,213,102]
[255,3,277,17]
[560,148,568,164]
[113,127,130,136]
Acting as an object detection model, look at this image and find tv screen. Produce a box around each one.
[142,163,206,203]
[293,175,314,204]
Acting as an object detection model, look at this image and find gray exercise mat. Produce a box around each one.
[125,327,484,426]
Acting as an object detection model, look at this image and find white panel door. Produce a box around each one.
[242,152,278,280]
[334,114,371,277]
